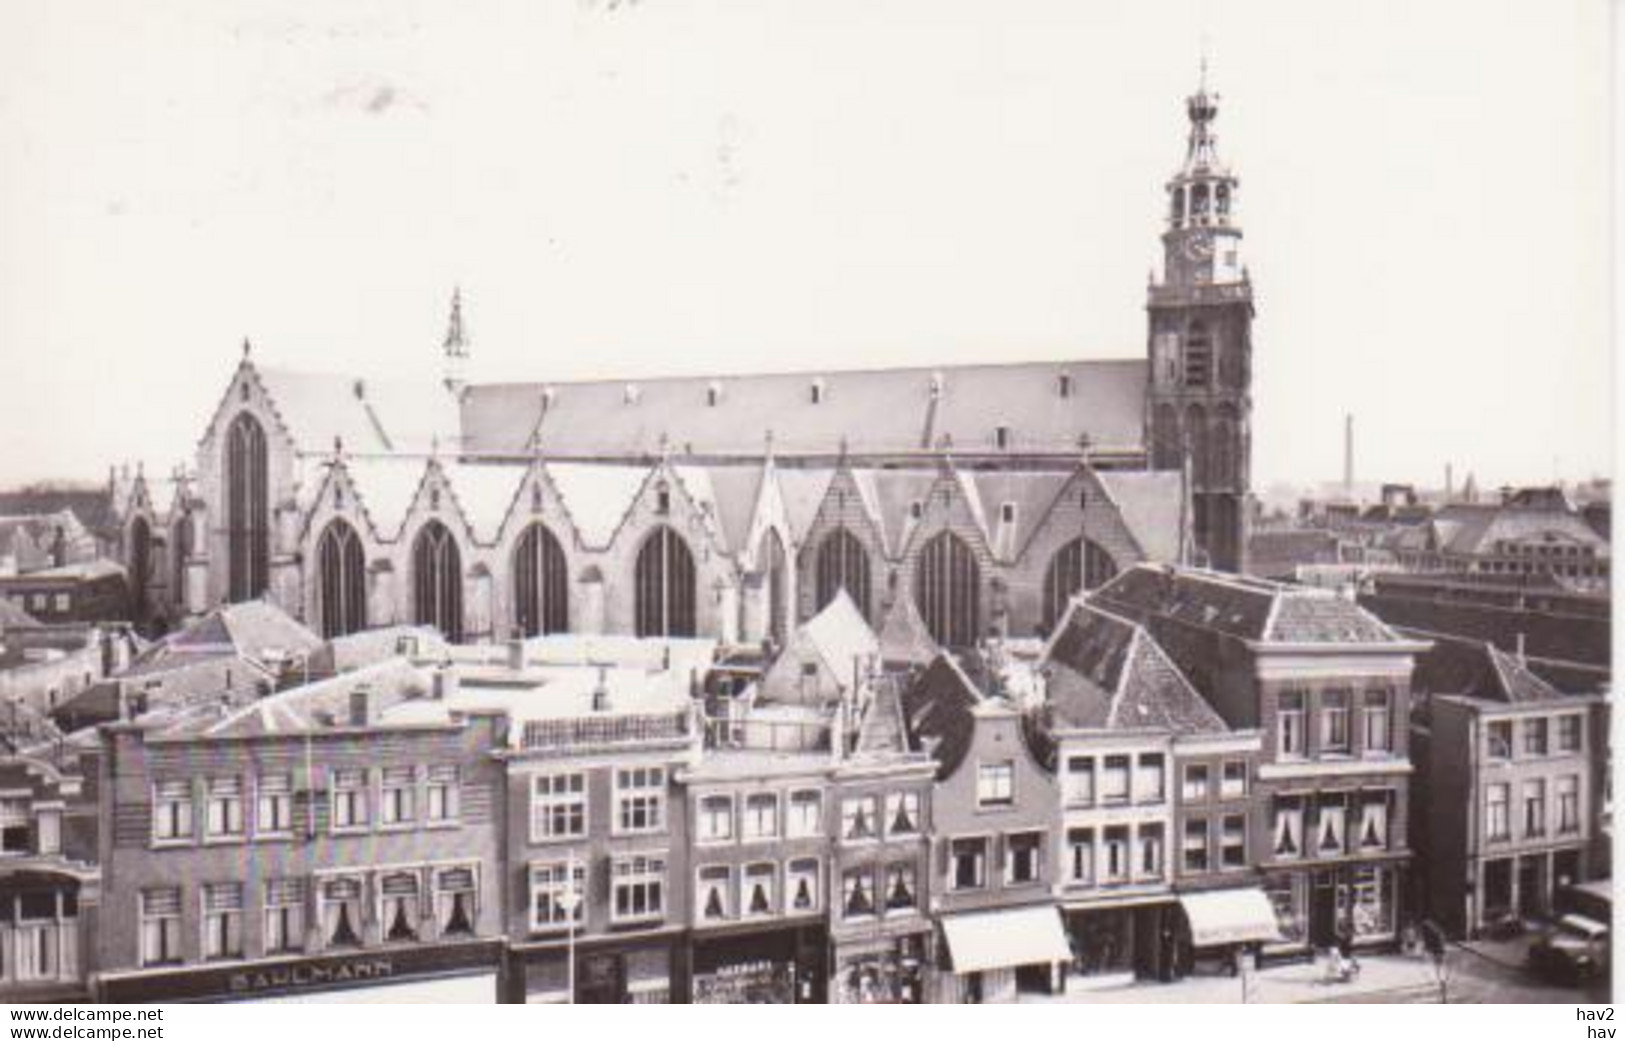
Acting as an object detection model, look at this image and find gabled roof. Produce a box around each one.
[153,658,430,739]
[1430,503,1610,558]
[253,366,460,455]
[458,358,1146,458]
[1096,470,1185,564]
[546,462,652,549]
[898,654,983,777]
[877,593,940,665]
[703,464,766,555]
[1093,564,1405,646]
[1043,601,1227,734]
[801,590,881,682]
[1406,628,1570,705]
[130,600,321,674]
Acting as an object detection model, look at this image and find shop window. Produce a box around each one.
[1557,776,1580,833]
[139,888,182,967]
[885,863,918,914]
[1182,818,1210,873]
[1347,866,1395,939]
[787,790,822,838]
[1486,783,1511,842]
[697,865,732,922]
[1220,815,1247,869]
[698,794,735,843]
[743,793,779,841]
[976,762,1014,807]
[885,791,920,837]
[841,796,878,842]
[1362,690,1392,753]
[426,765,460,823]
[1265,876,1306,948]
[264,879,306,954]
[787,858,820,912]
[1557,715,1583,753]
[1136,753,1166,803]
[616,767,666,835]
[256,774,294,837]
[1064,756,1096,806]
[1220,760,1248,799]
[152,779,194,844]
[1101,756,1131,804]
[743,862,776,917]
[842,867,877,919]
[322,877,365,949]
[1182,764,1210,802]
[380,872,421,942]
[611,855,667,923]
[330,769,370,832]
[1524,718,1549,757]
[1006,831,1042,885]
[1486,721,1513,760]
[1278,691,1306,758]
[1102,826,1130,883]
[1138,823,1164,878]
[380,767,417,828]
[950,837,987,890]
[1523,779,1547,838]
[1321,689,1351,754]
[531,861,586,930]
[1272,797,1304,859]
[531,773,587,841]
[1067,828,1095,885]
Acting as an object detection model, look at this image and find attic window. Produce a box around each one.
[995,426,1010,450]
[1058,374,1073,399]
[908,501,923,521]
[1001,503,1016,525]
[810,379,825,405]
[655,482,671,515]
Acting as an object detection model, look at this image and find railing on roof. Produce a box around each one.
[704,714,832,754]
[520,709,691,751]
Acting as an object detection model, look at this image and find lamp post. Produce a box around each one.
[561,848,583,1005]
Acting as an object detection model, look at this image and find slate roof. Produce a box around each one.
[1429,503,1610,558]
[1405,628,1570,705]
[128,600,321,676]
[1042,602,1227,734]
[1093,564,1404,645]
[877,593,940,666]
[458,358,1147,458]
[150,658,430,738]
[0,599,42,630]
[897,654,984,778]
[254,367,460,455]
[1246,530,1343,578]
[1096,470,1185,564]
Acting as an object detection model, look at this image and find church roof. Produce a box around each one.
[457,359,1146,458]
[253,366,460,455]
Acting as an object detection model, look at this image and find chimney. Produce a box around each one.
[1445,463,1455,502]
[591,665,611,713]
[432,666,458,701]
[348,684,373,728]
[1343,414,1354,496]
[1515,632,1527,664]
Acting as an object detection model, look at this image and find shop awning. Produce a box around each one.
[940,906,1072,974]
[1179,888,1283,947]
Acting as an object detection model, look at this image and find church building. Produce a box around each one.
[115,78,1256,652]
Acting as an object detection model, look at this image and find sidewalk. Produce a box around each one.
[1022,952,1442,1004]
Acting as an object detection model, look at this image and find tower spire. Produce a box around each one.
[442,286,469,392]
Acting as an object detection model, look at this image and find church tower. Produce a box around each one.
[1146,66,1253,572]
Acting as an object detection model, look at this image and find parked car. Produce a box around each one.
[1528,914,1611,983]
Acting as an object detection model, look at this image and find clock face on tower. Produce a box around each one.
[1182,232,1214,262]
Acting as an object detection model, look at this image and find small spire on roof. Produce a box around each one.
[333,435,344,459]
[443,287,467,358]
[241,337,251,358]
[764,428,775,460]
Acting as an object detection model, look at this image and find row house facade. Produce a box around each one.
[1040,600,1271,985]
[1408,630,1605,938]
[91,661,508,1002]
[1093,565,1427,956]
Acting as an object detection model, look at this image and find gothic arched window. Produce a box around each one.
[317,520,366,639]
[171,513,192,611]
[1041,537,1118,634]
[412,520,463,642]
[815,528,871,622]
[225,413,269,602]
[635,526,696,638]
[762,529,788,645]
[128,517,152,618]
[914,531,981,648]
[513,522,569,637]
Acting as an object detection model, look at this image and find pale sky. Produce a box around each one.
[0,0,1613,493]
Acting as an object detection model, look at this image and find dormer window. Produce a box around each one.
[908,501,923,521]
[1058,374,1073,399]
[995,426,1010,450]
[810,379,825,405]
[1000,503,1016,525]
[707,382,722,407]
